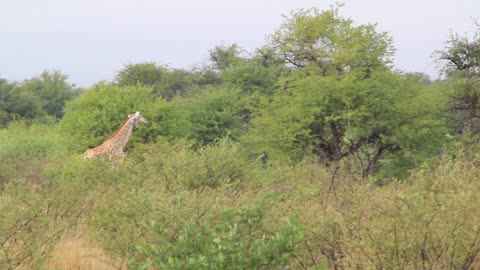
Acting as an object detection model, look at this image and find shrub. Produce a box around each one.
[126,138,258,190]
[0,121,68,190]
[0,160,99,269]
[128,200,302,270]
[265,156,480,269]
[183,87,248,146]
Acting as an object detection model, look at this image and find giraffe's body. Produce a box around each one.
[83,111,148,163]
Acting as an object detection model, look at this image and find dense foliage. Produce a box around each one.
[437,26,480,139]
[1,6,479,270]
[0,71,77,127]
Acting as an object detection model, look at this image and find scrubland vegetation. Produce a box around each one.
[1,6,480,269]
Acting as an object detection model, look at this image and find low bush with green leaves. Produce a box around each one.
[0,121,69,190]
[129,201,302,270]
[125,138,259,190]
[264,156,480,269]
[0,161,99,269]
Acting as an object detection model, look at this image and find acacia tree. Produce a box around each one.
[436,26,480,137]
[244,7,446,178]
[115,62,166,87]
[246,71,445,177]
[269,6,394,77]
[207,44,287,95]
[18,71,76,118]
[115,62,197,100]
[209,44,244,71]
[0,78,45,126]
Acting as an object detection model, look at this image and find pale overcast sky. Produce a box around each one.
[1,0,479,87]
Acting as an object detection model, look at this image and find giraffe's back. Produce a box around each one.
[83,147,100,160]
[83,142,124,161]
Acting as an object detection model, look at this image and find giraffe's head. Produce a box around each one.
[128,111,148,128]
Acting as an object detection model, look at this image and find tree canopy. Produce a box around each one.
[0,71,76,127]
[269,7,394,77]
[436,26,480,138]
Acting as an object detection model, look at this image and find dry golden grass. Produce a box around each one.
[44,234,124,270]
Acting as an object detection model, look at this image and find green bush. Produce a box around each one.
[126,138,258,190]
[183,87,248,146]
[129,201,302,270]
[87,141,270,266]
[0,159,99,269]
[264,156,480,269]
[0,121,68,190]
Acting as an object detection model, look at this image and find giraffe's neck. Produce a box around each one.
[104,118,134,151]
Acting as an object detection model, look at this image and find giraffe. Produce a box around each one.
[83,111,148,163]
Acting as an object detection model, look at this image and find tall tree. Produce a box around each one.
[116,62,166,87]
[243,7,446,178]
[0,77,47,126]
[269,6,394,78]
[436,26,480,137]
[209,44,244,71]
[18,70,76,118]
[219,47,287,96]
[184,86,247,146]
[0,79,14,126]
[115,62,196,100]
